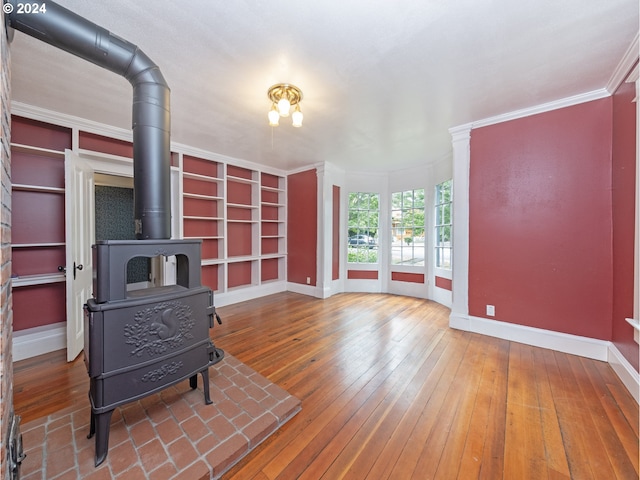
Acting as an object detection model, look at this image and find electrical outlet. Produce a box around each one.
[486,305,495,317]
[306,277,311,285]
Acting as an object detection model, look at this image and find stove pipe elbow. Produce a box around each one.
[5,0,171,239]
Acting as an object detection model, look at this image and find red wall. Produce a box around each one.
[611,75,639,370]
[469,98,614,340]
[287,169,317,285]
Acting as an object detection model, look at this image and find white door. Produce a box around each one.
[65,150,94,361]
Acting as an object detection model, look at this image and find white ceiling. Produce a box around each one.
[8,0,639,173]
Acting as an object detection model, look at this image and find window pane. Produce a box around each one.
[348,192,379,264]
[391,188,425,265]
[435,180,452,269]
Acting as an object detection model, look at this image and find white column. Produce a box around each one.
[449,124,472,330]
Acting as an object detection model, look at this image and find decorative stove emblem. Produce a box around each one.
[125,300,196,357]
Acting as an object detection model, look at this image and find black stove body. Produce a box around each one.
[84,239,224,466]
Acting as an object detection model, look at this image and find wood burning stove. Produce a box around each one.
[84,239,224,466]
[5,0,226,467]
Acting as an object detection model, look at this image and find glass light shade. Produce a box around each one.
[268,106,280,126]
[277,97,291,117]
[291,106,303,127]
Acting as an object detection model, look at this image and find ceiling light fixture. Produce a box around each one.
[267,83,303,127]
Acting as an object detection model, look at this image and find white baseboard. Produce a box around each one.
[450,314,640,401]
[608,343,640,403]
[464,315,610,361]
[286,282,323,298]
[214,281,287,308]
[13,322,66,362]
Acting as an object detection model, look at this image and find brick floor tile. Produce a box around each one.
[224,385,249,404]
[272,396,302,423]
[167,436,199,471]
[137,438,169,473]
[48,415,71,431]
[231,412,252,430]
[195,433,220,456]
[243,383,269,402]
[156,417,183,445]
[171,459,211,480]
[180,415,210,444]
[239,397,264,419]
[169,398,195,423]
[81,465,113,480]
[108,419,132,448]
[107,436,139,476]
[20,354,301,480]
[243,412,279,449]
[121,402,147,426]
[114,465,146,479]
[45,443,76,478]
[145,401,171,424]
[207,414,237,441]
[53,470,82,480]
[265,383,290,401]
[22,425,45,452]
[130,418,156,447]
[148,461,178,480]
[215,399,242,419]
[206,433,249,478]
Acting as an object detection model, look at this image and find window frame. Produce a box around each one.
[434,179,452,271]
[390,188,426,267]
[347,191,380,265]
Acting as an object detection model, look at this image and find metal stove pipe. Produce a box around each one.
[5,0,171,239]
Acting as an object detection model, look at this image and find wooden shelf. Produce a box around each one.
[12,273,65,287]
[227,174,258,185]
[183,171,222,183]
[11,143,65,158]
[183,215,223,221]
[12,242,65,248]
[227,202,258,209]
[183,192,223,201]
[12,183,65,194]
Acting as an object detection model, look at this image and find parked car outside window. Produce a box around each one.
[348,235,377,248]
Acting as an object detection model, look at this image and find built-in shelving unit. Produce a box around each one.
[10,138,68,330]
[181,156,286,298]
[260,172,286,283]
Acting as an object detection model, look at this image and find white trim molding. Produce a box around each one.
[13,322,66,361]
[608,343,640,404]
[606,32,640,94]
[472,89,610,130]
[448,124,471,330]
[451,315,640,402]
[464,315,610,361]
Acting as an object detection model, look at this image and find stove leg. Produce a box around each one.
[200,369,212,405]
[87,409,114,467]
[189,374,197,390]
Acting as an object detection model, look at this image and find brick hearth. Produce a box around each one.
[18,355,301,479]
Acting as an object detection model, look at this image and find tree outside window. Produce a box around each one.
[391,189,425,265]
[435,180,452,269]
[347,192,379,263]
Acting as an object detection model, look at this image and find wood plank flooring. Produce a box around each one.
[13,292,639,479]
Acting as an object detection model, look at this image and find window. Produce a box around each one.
[435,180,452,269]
[391,189,425,265]
[347,192,379,263]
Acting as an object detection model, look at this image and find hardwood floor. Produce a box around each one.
[13,292,639,479]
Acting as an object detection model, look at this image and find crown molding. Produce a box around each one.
[11,101,294,177]
[606,32,639,93]
[11,101,133,142]
[471,89,610,130]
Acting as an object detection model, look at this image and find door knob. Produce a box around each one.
[73,262,83,279]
